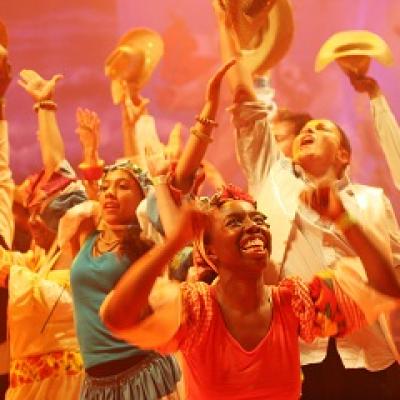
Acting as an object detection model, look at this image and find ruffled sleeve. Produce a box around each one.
[166,282,213,354]
[100,281,213,355]
[280,271,366,343]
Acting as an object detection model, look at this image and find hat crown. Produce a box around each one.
[221,0,294,75]
[105,28,164,94]
[315,30,394,73]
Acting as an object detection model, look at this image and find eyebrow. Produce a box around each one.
[223,211,266,220]
[101,177,133,185]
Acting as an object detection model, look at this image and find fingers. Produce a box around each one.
[17,79,29,91]
[211,58,236,84]
[165,123,182,160]
[19,69,40,83]
[52,74,63,83]
[76,107,99,127]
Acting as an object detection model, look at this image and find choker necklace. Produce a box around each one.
[93,223,141,256]
[93,231,124,256]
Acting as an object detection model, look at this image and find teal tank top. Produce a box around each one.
[71,232,148,369]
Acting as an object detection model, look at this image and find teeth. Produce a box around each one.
[242,238,264,249]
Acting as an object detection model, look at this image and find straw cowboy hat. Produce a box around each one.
[220,0,294,75]
[315,30,394,75]
[105,28,164,104]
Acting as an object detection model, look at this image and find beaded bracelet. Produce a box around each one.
[196,115,218,128]
[33,99,58,113]
[190,127,213,143]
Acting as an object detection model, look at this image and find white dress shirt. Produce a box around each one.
[371,94,400,190]
[232,100,400,371]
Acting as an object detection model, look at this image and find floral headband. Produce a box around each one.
[103,159,153,195]
[209,184,256,208]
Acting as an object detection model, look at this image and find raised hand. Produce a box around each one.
[164,123,182,163]
[75,107,100,163]
[170,203,210,248]
[348,74,380,98]
[212,0,233,28]
[300,185,345,222]
[206,58,236,104]
[18,69,63,102]
[144,144,170,178]
[121,82,149,125]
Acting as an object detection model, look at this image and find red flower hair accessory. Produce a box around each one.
[210,184,256,208]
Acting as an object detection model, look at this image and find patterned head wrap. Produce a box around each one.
[102,159,153,196]
[195,184,258,273]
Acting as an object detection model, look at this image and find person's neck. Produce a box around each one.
[216,270,266,313]
[303,165,339,187]
[101,226,128,242]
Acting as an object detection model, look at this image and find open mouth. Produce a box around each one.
[300,135,315,146]
[239,235,268,255]
[104,202,119,211]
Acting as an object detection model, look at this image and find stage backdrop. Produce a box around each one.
[1,0,399,216]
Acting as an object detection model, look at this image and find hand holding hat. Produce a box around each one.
[214,0,294,75]
[348,75,381,98]
[315,30,394,77]
[105,28,164,105]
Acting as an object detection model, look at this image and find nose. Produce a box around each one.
[104,184,117,197]
[243,216,261,233]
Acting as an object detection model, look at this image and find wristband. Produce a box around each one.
[79,160,104,181]
[33,100,57,113]
[196,115,218,127]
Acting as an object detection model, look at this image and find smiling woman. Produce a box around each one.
[69,160,181,400]
[99,183,400,399]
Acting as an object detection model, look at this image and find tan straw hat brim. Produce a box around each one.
[315,30,394,72]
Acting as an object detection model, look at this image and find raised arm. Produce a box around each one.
[18,70,64,177]
[212,1,281,195]
[173,59,235,193]
[75,107,104,200]
[121,86,149,166]
[347,74,400,190]
[0,51,14,249]
[212,0,256,102]
[145,142,182,238]
[302,185,400,298]
[101,205,206,331]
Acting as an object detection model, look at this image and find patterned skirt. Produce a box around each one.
[81,353,181,400]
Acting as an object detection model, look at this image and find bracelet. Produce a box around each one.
[334,211,357,232]
[79,160,104,181]
[152,175,168,186]
[33,100,58,113]
[196,115,218,127]
[190,127,213,143]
